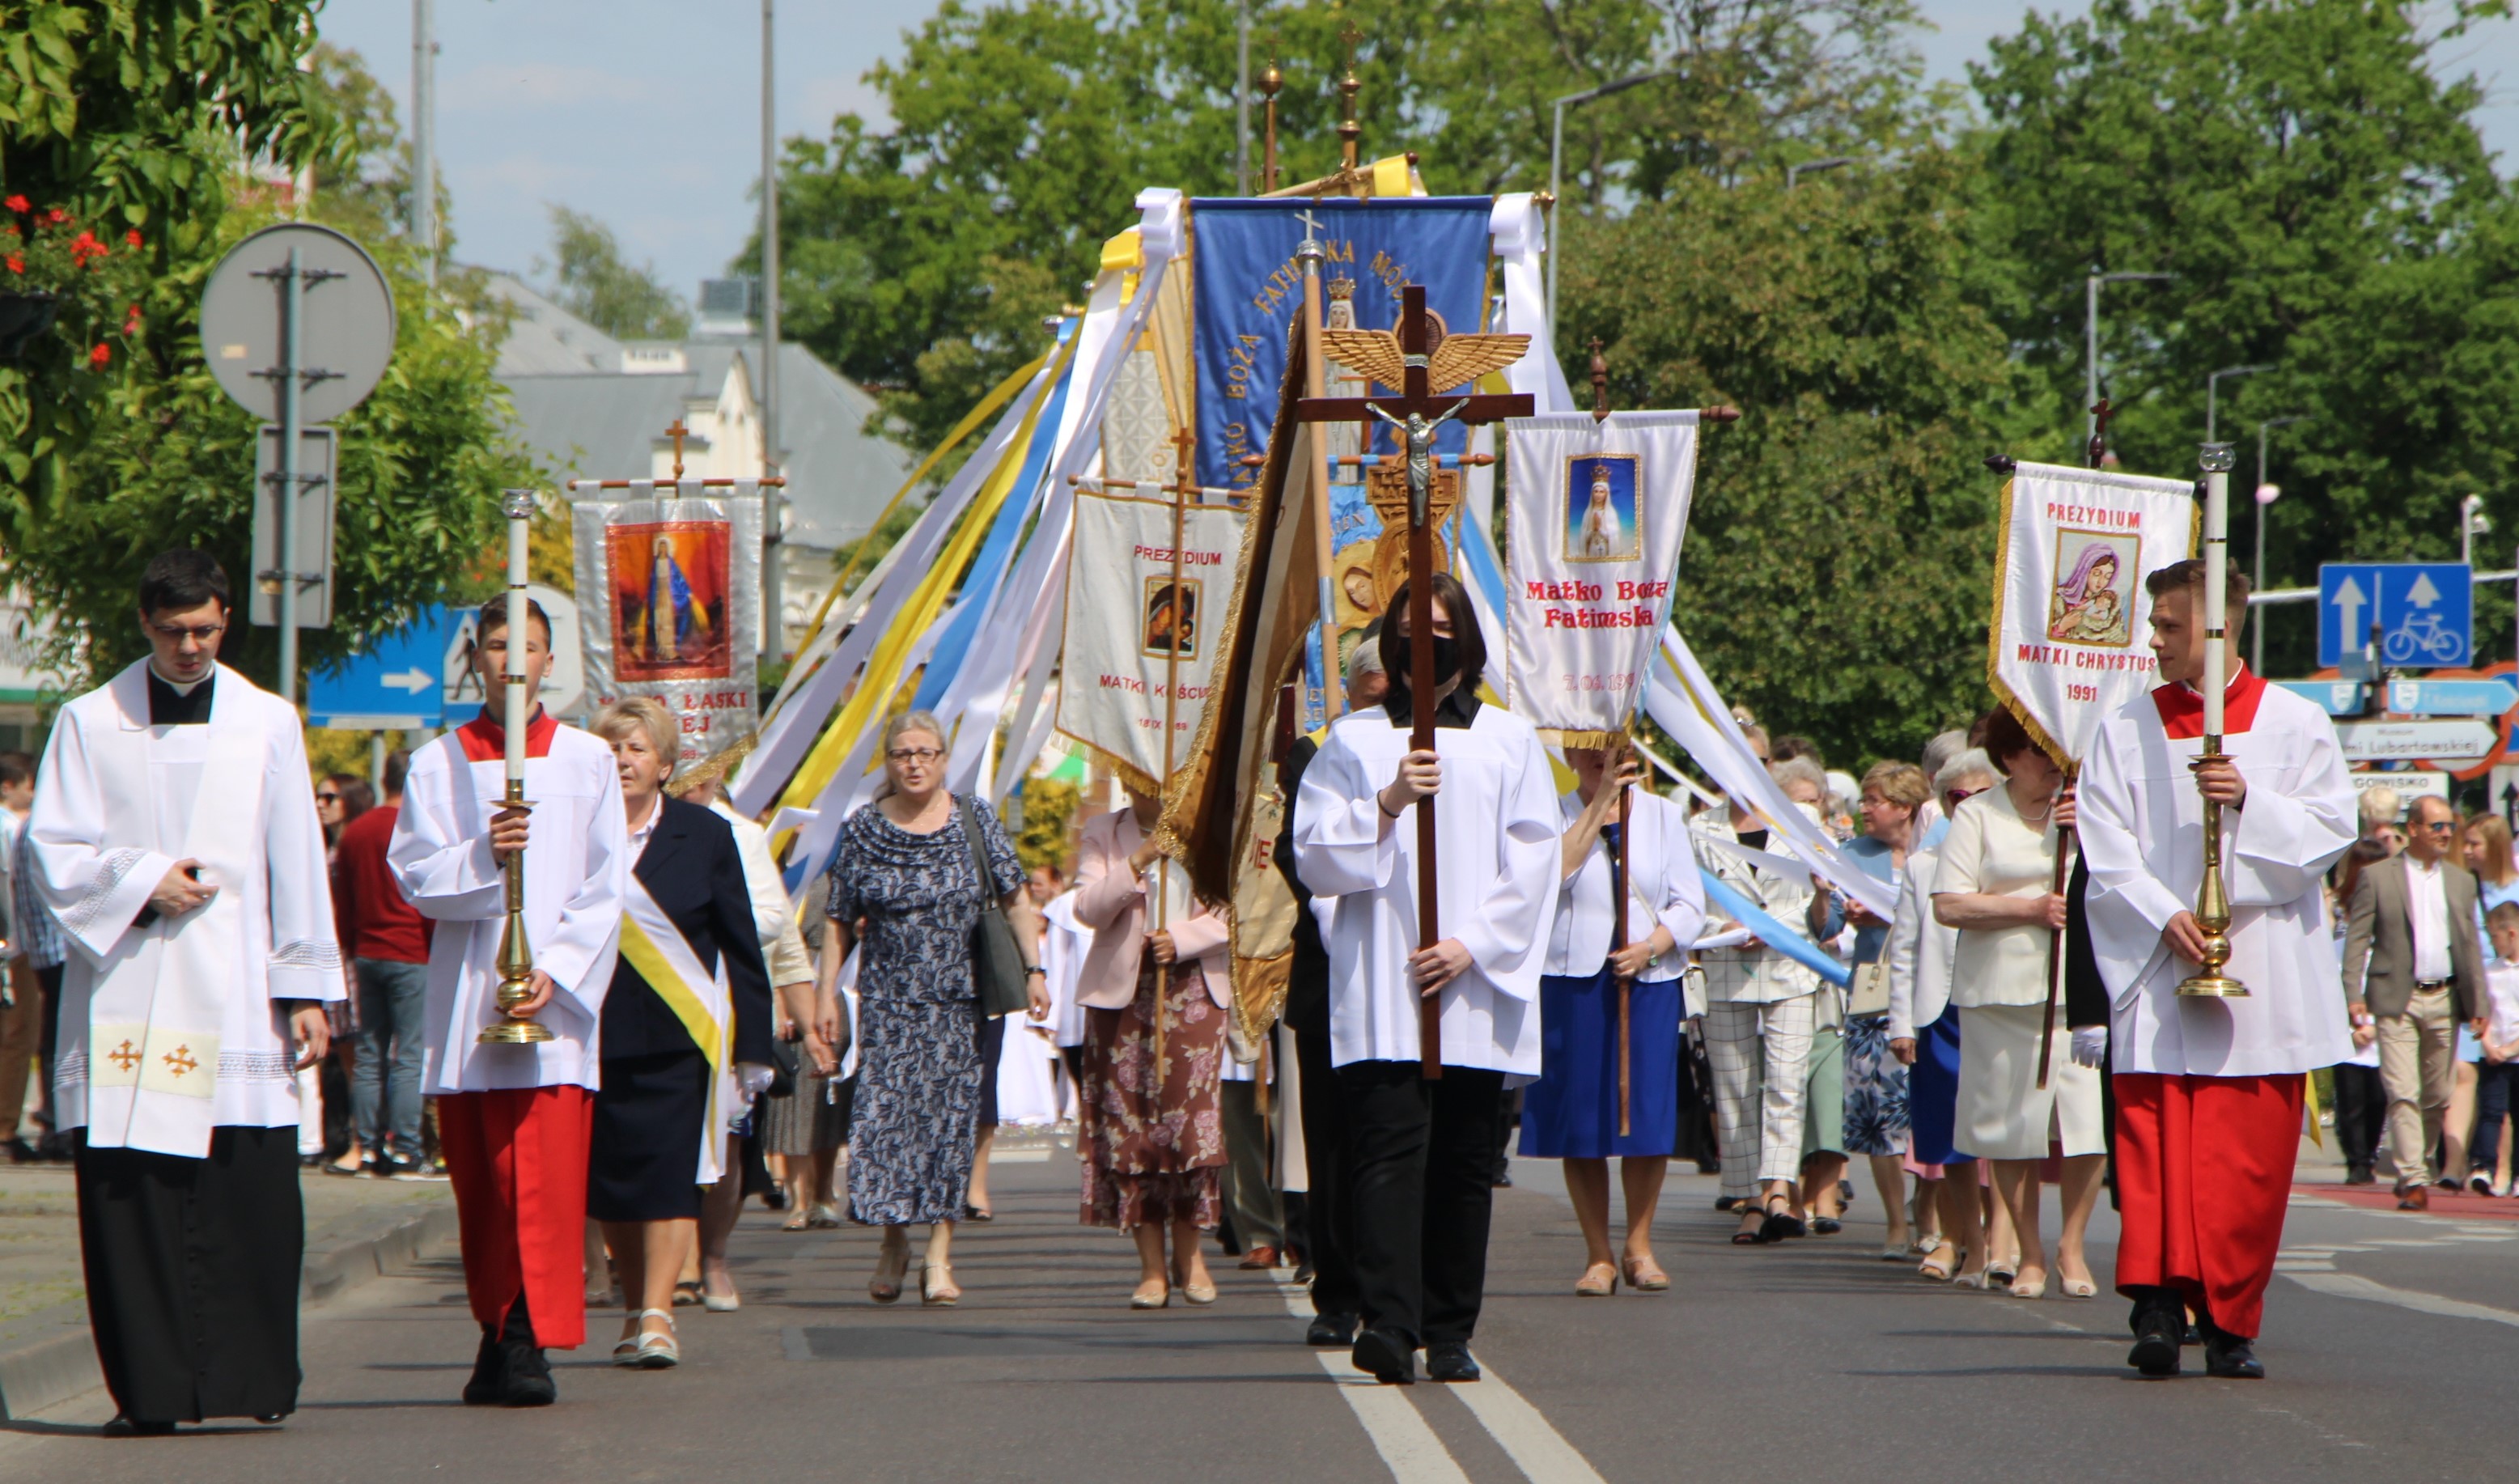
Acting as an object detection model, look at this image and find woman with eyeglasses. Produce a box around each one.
[818,710,1045,1306]
[1889,748,1997,1283]
[1932,706,2106,1300]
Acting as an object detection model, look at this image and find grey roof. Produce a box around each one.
[477,271,914,552]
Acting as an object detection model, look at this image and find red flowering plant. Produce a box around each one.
[0,199,153,371]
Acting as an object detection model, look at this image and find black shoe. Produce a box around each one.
[2343,1164,2376,1186]
[2203,1333,2264,1379]
[1492,1170,1513,1188]
[461,1327,507,1406]
[2,1138,36,1164]
[1714,1195,1740,1212]
[762,1187,789,1211]
[1809,1216,1843,1236]
[252,1413,286,1425]
[1351,1326,1416,1384]
[1426,1342,1481,1383]
[101,1415,176,1437]
[2127,1295,2182,1377]
[1306,1312,1358,1347]
[499,1343,557,1406]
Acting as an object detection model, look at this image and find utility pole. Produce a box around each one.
[2250,413,2305,676]
[411,0,435,287]
[761,0,784,660]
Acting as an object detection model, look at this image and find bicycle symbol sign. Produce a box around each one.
[2318,562,2473,670]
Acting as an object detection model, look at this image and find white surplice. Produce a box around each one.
[1545,788,1707,984]
[1039,888,1090,1050]
[1291,703,1560,1075]
[2078,677,2358,1076]
[390,720,630,1092]
[29,661,341,1155]
[1885,847,1958,1042]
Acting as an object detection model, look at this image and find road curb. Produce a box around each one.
[0,1197,458,1420]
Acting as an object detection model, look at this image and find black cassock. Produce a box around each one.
[74,1125,304,1423]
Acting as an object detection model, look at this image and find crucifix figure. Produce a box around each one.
[1294,284,1533,1077]
[2085,397,2115,471]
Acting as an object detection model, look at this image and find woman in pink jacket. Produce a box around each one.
[1073,787,1233,1309]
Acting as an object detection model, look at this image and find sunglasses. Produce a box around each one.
[316,791,341,803]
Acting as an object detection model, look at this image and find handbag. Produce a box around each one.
[1847,960,1892,1019]
[956,795,1032,1020]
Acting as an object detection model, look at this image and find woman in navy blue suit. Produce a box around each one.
[587,700,773,1369]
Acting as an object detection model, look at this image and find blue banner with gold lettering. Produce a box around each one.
[1190,197,1492,494]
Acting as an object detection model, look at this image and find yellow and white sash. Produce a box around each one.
[617,875,736,1186]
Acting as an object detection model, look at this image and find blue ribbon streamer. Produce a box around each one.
[1698,870,1852,988]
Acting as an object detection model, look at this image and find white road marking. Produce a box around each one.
[1444,1365,1609,1484]
[1269,1275,1469,1483]
[2281,1269,2519,1328]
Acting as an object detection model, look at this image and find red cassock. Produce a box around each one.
[438,1086,593,1349]
[2112,1071,2302,1339]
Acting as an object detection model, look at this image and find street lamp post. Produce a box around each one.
[1548,70,1677,338]
[2206,363,2273,444]
[2462,493,2492,568]
[2251,413,2305,675]
[2085,271,2173,444]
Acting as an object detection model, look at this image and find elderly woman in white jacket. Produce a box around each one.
[1889,748,1996,1284]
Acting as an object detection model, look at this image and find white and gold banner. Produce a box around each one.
[570,485,764,770]
[1502,412,1699,743]
[1055,485,1245,793]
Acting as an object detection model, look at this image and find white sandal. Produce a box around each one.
[630,1308,679,1369]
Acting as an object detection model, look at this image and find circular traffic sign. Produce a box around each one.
[199,223,397,424]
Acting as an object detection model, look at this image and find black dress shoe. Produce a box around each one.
[2343,1164,2376,1186]
[2127,1297,2182,1377]
[500,1342,558,1406]
[102,1415,176,1437]
[462,1327,507,1406]
[2201,1317,2266,1379]
[1351,1326,1416,1384]
[1426,1343,1481,1383]
[1306,1312,1359,1347]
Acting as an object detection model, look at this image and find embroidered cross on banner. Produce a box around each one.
[107,1040,141,1074]
[162,1045,200,1080]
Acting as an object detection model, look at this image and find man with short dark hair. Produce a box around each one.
[2342,791,2484,1210]
[334,748,434,1177]
[24,549,342,1432]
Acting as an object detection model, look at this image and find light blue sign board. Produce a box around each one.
[2386,677,2519,717]
[2318,562,2471,669]
[306,608,452,729]
[2275,680,2363,716]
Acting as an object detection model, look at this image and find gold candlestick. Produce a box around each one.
[481,487,555,1042]
[2178,443,2247,998]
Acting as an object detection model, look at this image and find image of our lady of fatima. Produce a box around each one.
[609,519,734,681]
[1142,575,1200,660]
[2046,529,2137,648]
[1565,453,1643,562]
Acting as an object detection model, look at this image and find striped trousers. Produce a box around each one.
[1702,993,1817,1199]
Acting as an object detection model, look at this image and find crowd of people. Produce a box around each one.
[3,548,2479,1431]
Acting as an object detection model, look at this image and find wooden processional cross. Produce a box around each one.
[1293,285,1533,1078]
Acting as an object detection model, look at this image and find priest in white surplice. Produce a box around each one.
[391,598,628,1408]
[2078,558,2356,1381]
[27,551,341,1434]
[1293,574,1558,1387]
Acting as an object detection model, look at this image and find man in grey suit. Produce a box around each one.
[2342,795,2484,1211]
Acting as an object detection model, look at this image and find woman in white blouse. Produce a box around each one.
[1520,744,1707,1295]
[1931,708,2105,1300]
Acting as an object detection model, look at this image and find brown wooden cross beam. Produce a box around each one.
[1292,284,1533,1079]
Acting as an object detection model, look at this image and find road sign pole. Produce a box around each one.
[278,245,304,706]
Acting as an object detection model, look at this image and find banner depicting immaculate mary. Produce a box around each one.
[571,485,765,769]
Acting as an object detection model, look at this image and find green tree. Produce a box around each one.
[1559,152,2012,761]
[1966,0,2519,675]
[540,205,690,341]
[765,0,1928,457]
[0,16,541,689]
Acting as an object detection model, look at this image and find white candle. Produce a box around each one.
[2201,464,2229,739]
[503,490,532,783]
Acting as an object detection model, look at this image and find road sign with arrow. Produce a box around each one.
[306,608,455,730]
[2318,562,2473,669]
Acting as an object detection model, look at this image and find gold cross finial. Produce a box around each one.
[1338,21,1364,171]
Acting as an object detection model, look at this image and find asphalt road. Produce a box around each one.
[2,1143,2513,1482]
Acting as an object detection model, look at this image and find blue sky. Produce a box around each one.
[314,1,2519,301]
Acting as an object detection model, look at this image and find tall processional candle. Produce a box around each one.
[483,487,554,1042]
[2179,444,2245,999]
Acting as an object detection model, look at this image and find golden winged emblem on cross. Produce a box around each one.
[1318,320,1530,396]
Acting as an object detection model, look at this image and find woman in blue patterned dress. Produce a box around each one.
[820,712,1044,1307]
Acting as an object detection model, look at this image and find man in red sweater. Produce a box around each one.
[334,748,434,1177]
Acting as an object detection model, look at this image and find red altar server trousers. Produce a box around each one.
[438,1086,593,1349]
[2113,1071,2303,1339]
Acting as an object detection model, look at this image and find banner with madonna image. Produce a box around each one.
[1501,411,1700,744]
[1989,460,2198,764]
[570,485,765,771]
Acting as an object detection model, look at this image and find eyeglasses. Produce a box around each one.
[148,620,226,642]
[2421,820,2456,833]
[887,747,944,764]
[315,791,341,803]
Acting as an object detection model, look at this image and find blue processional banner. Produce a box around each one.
[1190,197,1493,495]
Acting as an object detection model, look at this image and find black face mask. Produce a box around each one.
[1429,636,1462,686]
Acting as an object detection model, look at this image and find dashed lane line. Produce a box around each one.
[1269,1274,1469,1483]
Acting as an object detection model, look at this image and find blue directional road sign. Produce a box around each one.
[2386,676,2519,716]
[2318,562,2473,670]
[2275,680,2364,716]
[306,607,454,730]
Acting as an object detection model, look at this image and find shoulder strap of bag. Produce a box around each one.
[955,793,993,897]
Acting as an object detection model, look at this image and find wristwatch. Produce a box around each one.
[1024,965,1045,977]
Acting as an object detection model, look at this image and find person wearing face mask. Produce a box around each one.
[1292,574,1559,1385]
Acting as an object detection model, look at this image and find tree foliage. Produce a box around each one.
[540,205,689,341]
[0,20,539,689]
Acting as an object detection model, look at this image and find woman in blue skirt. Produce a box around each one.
[1520,744,1707,1295]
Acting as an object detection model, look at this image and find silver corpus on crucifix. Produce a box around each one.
[1368,400,1467,528]
[2179,442,2247,999]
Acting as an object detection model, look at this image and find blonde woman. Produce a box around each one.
[585,699,774,1367]
[818,711,1045,1306]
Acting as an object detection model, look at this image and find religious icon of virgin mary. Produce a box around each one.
[2047,537,2132,647]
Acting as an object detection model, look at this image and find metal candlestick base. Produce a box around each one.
[477,778,554,1044]
[2175,788,2249,999]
